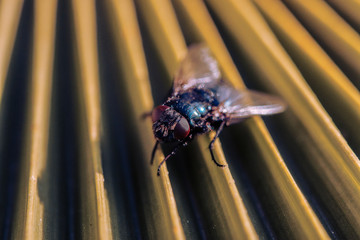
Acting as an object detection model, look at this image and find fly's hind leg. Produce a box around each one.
[209,120,226,167]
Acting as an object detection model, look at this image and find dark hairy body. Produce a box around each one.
[165,88,221,134]
[152,86,229,175]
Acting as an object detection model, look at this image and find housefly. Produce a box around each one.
[151,44,286,176]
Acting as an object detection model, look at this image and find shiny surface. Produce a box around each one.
[10,0,57,238]
[0,0,359,239]
[0,0,24,105]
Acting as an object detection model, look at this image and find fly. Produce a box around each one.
[151,44,286,176]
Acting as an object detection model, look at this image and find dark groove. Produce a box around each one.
[0,0,33,238]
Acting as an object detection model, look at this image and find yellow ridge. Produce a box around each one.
[207,0,360,236]
[283,0,360,81]
[253,0,360,160]
[0,0,24,105]
[104,0,186,238]
[328,0,360,27]
[12,0,57,239]
[71,0,112,238]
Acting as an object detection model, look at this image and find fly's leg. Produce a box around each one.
[209,120,226,167]
[141,111,152,119]
[157,142,188,176]
[150,141,159,165]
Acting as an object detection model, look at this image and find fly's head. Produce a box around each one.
[152,105,190,142]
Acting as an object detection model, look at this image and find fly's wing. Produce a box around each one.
[214,83,287,125]
[173,44,221,94]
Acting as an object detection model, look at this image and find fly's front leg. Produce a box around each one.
[141,111,153,119]
[157,141,188,176]
[209,120,227,167]
[150,141,159,165]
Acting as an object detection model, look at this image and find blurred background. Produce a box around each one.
[0,0,360,239]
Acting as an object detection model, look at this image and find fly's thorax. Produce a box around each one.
[152,105,190,142]
[165,88,217,128]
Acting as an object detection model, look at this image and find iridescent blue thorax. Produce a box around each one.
[164,88,219,129]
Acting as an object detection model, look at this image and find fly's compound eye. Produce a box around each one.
[174,117,190,140]
[152,105,169,123]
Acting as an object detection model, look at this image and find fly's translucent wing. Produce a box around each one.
[214,83,287,125]
[173,44,286,122]
[173,44,221,94]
